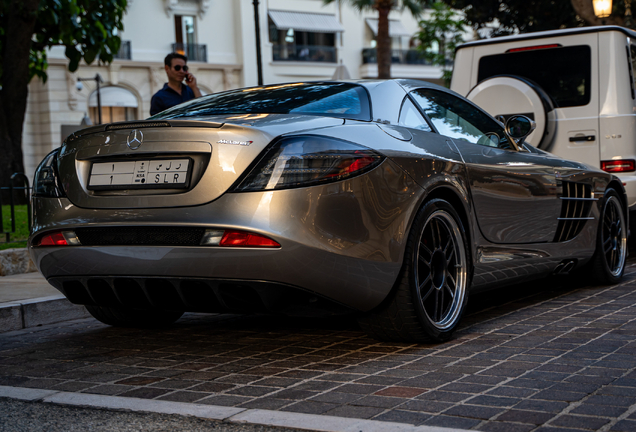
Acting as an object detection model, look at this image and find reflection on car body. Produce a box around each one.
[29,79,628,342]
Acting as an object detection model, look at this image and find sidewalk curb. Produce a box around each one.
[0,295,91,332]
[0,385,474,432]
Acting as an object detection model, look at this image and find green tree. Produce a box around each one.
[415,2,466,86]
[324,0,429,78]
[440,0,636,37]
[0,0,127,197]
[441,0,583,36]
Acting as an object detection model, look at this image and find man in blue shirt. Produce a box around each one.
[150,53,202,116]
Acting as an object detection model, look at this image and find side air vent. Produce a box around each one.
[553,181,596,242]
[105,121,171,130]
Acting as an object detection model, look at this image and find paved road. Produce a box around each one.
[3,258,636,431]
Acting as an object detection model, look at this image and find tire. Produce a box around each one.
[467,75,556,150]
[589,189,628,284]
[358,199,470,343]
[85,305,184,328]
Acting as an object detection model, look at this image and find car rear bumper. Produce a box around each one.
[33,242,399,312]
[29,162,423,311]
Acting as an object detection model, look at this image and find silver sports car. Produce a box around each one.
[29,80,628,342]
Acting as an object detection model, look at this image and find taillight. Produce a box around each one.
[35,230,81,247]
[33,148,65,198]
[324,152,378,178]
[234,136,384,191]
[39,232,67,246]
[601,160,636,173]
[200,229,280,248]
[220,230,280,248]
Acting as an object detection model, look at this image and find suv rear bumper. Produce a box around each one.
[615,173,636,210]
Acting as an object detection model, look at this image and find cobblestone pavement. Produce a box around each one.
[3,259,636,432]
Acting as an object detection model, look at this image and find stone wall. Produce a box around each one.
[0,249,37,277]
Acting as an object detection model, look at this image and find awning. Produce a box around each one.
[365,18,411,37]
[269,10,344,33]
[89,86,138,108]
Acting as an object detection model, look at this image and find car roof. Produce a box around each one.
[327,78,452,95]
[456,25,636,51]
[265,79,440,91]
[392,79,450,93]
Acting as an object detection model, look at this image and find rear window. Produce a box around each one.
[478,45,591,108]
[151,82,371,121]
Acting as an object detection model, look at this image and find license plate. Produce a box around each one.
[88,159,192,190]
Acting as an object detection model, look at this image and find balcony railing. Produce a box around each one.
[114,40,132,60]
[272,45,337,63]
[362,48,434,66]
[172,43,207,63]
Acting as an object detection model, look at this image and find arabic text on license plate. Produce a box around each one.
[89,159,190,188]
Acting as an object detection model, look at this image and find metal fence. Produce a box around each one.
[172,43,208,63]
[272,45,337,63]
[1,173,31,243]
[362,48,433,65]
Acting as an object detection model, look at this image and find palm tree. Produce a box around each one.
[324,0,428,78]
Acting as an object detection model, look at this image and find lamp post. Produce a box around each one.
[593,0,613,24]
[252,0,263,86]
[77,74,104,124]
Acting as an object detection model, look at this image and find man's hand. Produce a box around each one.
[185,73,202,98]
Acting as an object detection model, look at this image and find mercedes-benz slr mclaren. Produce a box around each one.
[28,80,628,342]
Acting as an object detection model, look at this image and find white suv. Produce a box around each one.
[451,25,636,213]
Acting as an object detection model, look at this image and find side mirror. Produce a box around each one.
[505,115,536,143]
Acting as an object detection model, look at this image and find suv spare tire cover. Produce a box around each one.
[466,75,556,150]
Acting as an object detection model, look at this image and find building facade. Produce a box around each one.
[23,0,444,180]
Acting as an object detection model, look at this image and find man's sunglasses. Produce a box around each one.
[173,65,189,72]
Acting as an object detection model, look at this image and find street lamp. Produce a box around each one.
[593,0,613,23]
[252,0,263,86]
[77,74,104,124]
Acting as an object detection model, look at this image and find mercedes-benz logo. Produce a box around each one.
[126,130,143,150]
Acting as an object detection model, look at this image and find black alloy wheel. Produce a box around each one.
[591,189,627,284]
[357,199,470,342]
[415,208,468,332]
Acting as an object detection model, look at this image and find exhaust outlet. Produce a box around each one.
[553,259,577,275]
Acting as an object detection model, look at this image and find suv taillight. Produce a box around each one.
[601,160,636,173]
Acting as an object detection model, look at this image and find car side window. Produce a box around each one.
[410,88,510,149]
[398,98,432,132]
